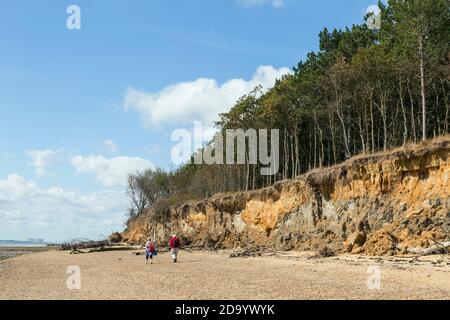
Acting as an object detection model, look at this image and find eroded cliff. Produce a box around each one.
[123,139,450,255]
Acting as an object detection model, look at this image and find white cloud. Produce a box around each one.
[124,65,292,129]
[0,174,128,241]
[237,0,284,8]
[272,0,284,8]
[71,155,154,188]
[104,139,119,154]
[0,174,39,200]
[26,149,63,176]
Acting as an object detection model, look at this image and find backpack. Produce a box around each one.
[147,241,155,252]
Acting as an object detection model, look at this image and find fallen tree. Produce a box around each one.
[408,241,450,263]
[62,239,110,251]
[70,246,144,254]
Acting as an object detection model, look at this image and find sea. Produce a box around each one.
[0,241,48,248]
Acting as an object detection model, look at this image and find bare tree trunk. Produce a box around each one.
[336,109,351,158]
[443,80,449,133]
[399,79,408,146]
[252,164,256,190]
[382,110,388,151]
[333,77,351,158]
[294,127,300,177]
[283,129,288,180]
[308,131,312,171]
[407,80,417,143]
[358,116,366,155]
[290,133,295,179]
[329,113,337,163]
[374,92,388,152]
[319,126,325,168]
[370,90,375,154]
[419,35,427,141]
[434,84,441,136]
[314,112,324,167]
[245,152,249,191]
[313,123,317,168]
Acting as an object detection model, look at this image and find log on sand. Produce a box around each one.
[70,245,143,254]
[408,241,450,263]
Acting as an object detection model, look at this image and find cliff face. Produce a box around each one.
[123,140,450,256]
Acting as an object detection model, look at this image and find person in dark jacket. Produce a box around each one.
[169,234,180,263]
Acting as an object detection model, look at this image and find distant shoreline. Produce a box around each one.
[0,240,49,247]
[0,244,48,248]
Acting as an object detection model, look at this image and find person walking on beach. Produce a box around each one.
[145,238,157,264]
[169,234,180,263]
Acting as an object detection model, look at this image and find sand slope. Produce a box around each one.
[0,250,449,300]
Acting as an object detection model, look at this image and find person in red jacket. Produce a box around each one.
[169,234,180,263]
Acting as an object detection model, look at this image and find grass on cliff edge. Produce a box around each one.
[350,134,450,162]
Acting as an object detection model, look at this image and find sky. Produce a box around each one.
[0,0,379,242]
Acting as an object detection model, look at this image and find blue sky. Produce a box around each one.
[0,0,379,242]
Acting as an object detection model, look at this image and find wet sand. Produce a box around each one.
[0,246,57,261]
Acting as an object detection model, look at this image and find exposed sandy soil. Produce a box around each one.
[0,250,449,300]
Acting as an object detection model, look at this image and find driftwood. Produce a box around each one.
[62,240,110,251]
[86,246,141,253]
[182,245,205,250]
[229,247,273,258]
[181,245,208,253]
[408,241,450,263]
[69,245,142,254]
[69,249,85,255]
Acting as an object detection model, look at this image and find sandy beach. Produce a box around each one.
[0,249,449,300]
